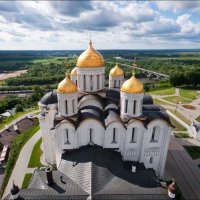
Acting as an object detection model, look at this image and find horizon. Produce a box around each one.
[1,1,200,50]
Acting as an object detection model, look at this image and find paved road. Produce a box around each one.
[164,136,200,200]
[3,130,41,199]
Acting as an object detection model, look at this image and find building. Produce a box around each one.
[6,40,173,200]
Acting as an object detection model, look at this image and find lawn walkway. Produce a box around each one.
[3,130,41,199]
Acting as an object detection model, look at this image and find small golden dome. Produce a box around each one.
[57,75,77,94]
[70,67,77,76]
[109,63,124,76]
[76,40,104,68]
[120,74,144,93]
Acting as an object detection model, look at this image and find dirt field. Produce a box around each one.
[0,70,27,81]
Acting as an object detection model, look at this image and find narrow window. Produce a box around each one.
[151,127,157,142]
[65,129,70,144]
[90,75,93,91]
[72,99,75,113]
[150,157,153,164]
[97,75,99,90]
[130,128,136,143]
[89,129,92,143]
[133,100,136,114]
[114,80,117,88]
[125,99,128,113]
[83,75,86,90]
[76,80,77,85]
[112,128,116,143]
[65,101,68,114]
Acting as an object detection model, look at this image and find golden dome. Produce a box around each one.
[76,40,104,68]
[57,74,77,94]
[109,63,124,76]
[70,67,77,76]
[120,74,144,93]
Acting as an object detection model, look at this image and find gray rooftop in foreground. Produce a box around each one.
[7,146,170,200]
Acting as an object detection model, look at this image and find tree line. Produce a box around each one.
[170,71,200,87]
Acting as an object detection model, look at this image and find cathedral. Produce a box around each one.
[7,40,174,200]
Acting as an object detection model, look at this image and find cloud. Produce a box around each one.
[0,1,19,12]
[49,1,94,17]
[155,1,200,13]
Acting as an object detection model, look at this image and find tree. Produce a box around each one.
[15,104,24,112]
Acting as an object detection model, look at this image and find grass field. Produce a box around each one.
[196,116,200,123]
[153,98,172,106]
[170,117,187,131]
[163,96,192,104]
[183,146,200,159]
[148,87,175,96]
[28,137,44,168]
[168,108,191,125]
[22,173,32,188]
[179,89,198,100]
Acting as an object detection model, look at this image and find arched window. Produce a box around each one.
[133,100,136,114]
[97,75,99,90]
[114,80,117,88]
[112,128,117,143]
[72,99,75,113]
[130,127,137,143]
[90,75,93,91]
[65,101,68,114]
[124,99,128,113]
[65,129,70,144]
[150,126,160,142]
[83,75,86,90]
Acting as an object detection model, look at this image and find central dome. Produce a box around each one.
[76,40,104,68]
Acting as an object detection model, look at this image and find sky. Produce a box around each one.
[0,1,200,50]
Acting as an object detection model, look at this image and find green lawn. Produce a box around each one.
[196,116,200,123]
[179,89,197,100]
[168,108,191,125]
[183,146,200,159]
[170,117,187,131]
[153,98,172,106]
[148,87,175,96]
[22,173,32,188]
[28,137,44,168]
[163,96,192,104]
[174,133,190,138]
[0,108,38,130]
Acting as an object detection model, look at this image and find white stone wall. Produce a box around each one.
[77,67,105,92]
[57,92,78,117]
[140,120,171,176]
[38,106,57,165]
[56,121,77,150]
[120,92,144,117]
[123,121,145,161]
[76,119,105,147]
[71,75,77,85]
[109,75,124,90]
[104,122,125,149]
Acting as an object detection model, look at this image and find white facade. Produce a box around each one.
[109,75,124,90]
[57,92,78,117]
[77,67,105,92]
[120,91,144,117]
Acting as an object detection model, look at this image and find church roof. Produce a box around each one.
[11,146,170,199]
